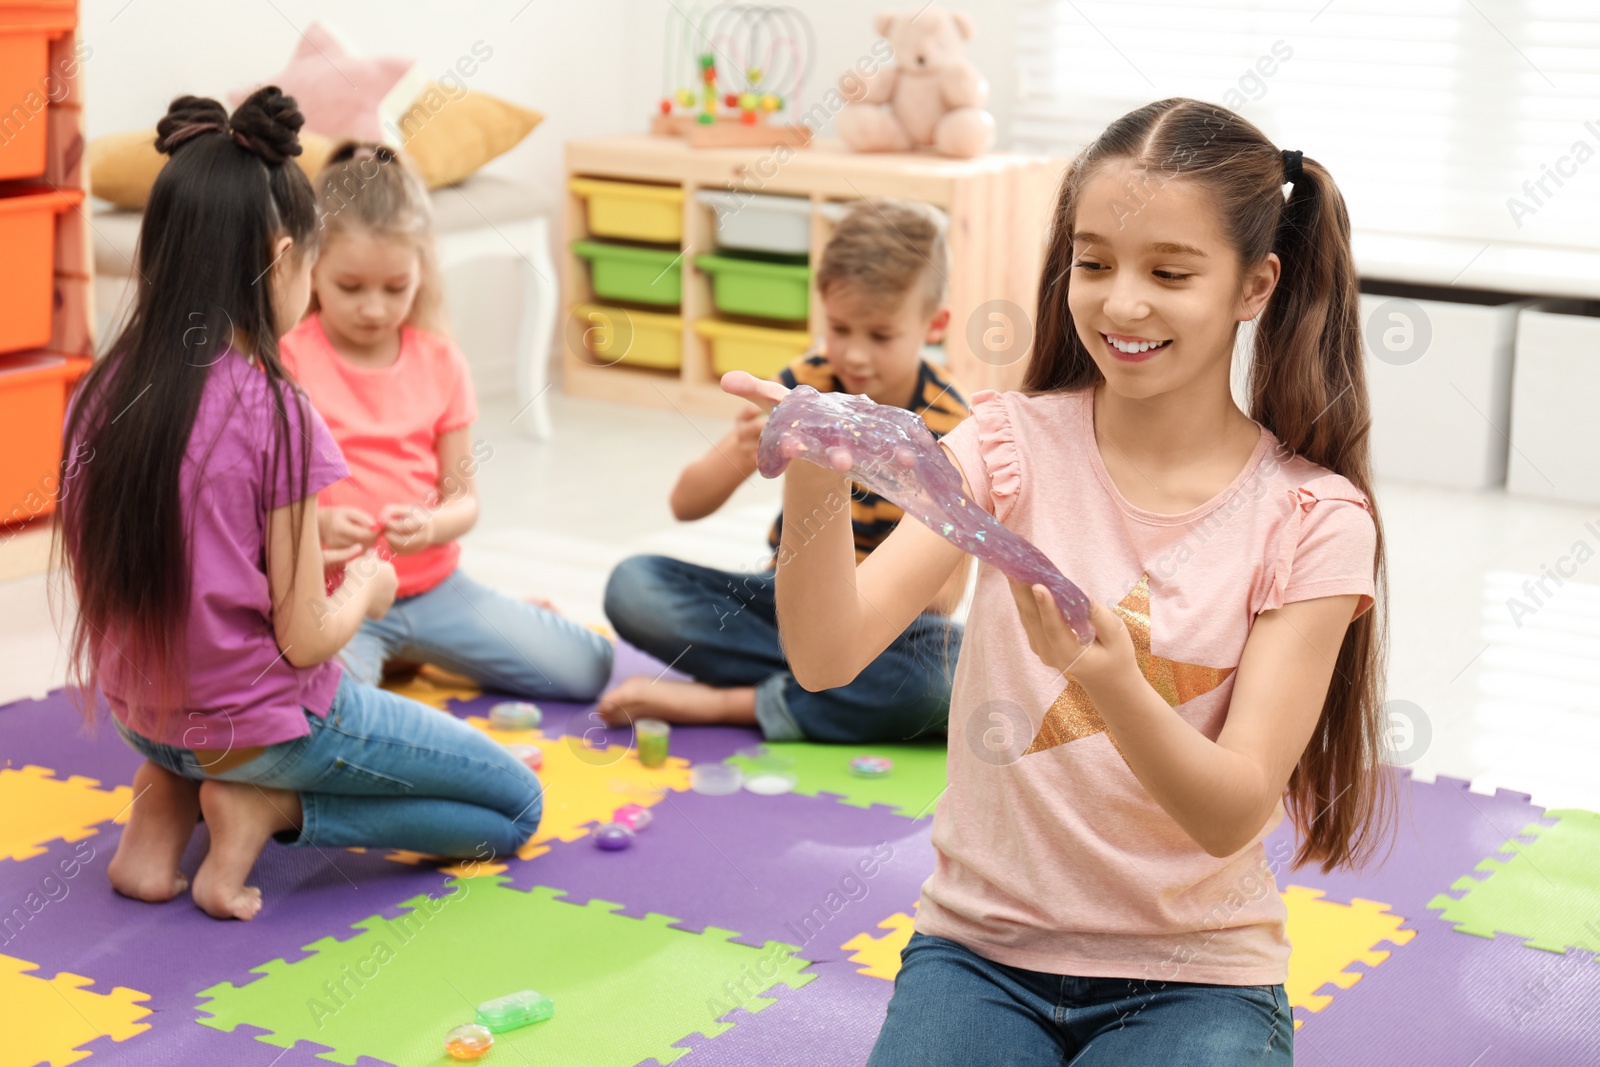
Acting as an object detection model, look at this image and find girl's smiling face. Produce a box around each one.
[1067,161,1279,400]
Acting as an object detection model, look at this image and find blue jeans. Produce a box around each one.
[113,674,543,859]
[603,555,960,743]
[341,569,614,701]
[869,934,1293,1066]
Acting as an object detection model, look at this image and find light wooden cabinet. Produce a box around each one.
[560,134,1064,417]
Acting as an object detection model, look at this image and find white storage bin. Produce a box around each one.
[1359,281,1528,489]
[696,190,812,256]
[1508,299,1600,504]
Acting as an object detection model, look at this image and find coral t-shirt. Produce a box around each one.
[281,315,478,598]
[929,386,1377,985]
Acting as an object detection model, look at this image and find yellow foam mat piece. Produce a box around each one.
[841,910,918,980]
[0,766,133,863]
[379,849,507,879]
[839,889,1420,1019]
[360,713,691,869]
[470,719,693,861]
[379,665,482,710]
[1283,884,1415,1028]
[0,953,151,1066]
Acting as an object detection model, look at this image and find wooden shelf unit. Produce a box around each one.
[560,135,1065,417]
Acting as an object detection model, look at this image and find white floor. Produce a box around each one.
[3,388,1598,816]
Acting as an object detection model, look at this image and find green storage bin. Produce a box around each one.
[694,252,811,321]
[572,239,683,307]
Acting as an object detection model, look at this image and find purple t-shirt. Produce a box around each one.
[101,351,349,749]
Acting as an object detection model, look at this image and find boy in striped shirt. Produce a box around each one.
[600,200,972,742]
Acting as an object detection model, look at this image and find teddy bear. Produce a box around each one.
[836,6,996,158]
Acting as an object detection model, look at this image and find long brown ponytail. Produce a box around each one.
[1027,97,1395,873]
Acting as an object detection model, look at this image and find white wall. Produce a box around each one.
[81,0,1020,391]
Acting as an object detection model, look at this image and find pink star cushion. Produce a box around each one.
[230,22,419,142]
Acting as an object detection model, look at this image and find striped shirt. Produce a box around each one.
[767,351,970,566]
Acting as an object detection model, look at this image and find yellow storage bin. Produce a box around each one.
[569,177,684,244]
[694,318,812,380]
[574,303,682,370]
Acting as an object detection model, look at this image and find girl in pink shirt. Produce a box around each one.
[59,92,542,923]
[726,98,1396,1064]
[281,143,612,702]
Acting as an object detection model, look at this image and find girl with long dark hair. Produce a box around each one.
[57,89,542,921]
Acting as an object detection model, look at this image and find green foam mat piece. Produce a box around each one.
[1427,808,1600,955]
[196,877,815,1066]
[728,741,947,819]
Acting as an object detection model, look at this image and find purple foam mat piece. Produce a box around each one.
[658,958,894,1067]
[1295,925,1600,1066]
[443,639,766,767]
[2,821,455,1039]
[76,1016,395,1066]
[506,787,935,953]
[1265,771,1553,916]
[0,689,143,787]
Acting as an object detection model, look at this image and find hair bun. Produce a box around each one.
[227,86,306,165]
[154,95,229,156]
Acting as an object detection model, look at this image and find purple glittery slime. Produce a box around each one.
[756,383,1095,644]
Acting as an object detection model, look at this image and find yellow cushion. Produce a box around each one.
[88,128,337,209]
[88,83,540,208]
[396,82,542,189]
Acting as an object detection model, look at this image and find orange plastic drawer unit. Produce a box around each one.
[0,183,83,354]
[0,352,84,527]
[0,1,79,181]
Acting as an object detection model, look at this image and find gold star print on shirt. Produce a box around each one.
[1024,573,1236,757]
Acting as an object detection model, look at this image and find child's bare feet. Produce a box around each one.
[108,760,201,903]
[191,780,302,921]
[596,676,757,727]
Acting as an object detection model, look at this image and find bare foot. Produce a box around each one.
[108,761,201,903]
[596,676,757,727]
[191,780,302,921]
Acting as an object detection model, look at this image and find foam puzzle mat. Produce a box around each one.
[1,641,1597,1066]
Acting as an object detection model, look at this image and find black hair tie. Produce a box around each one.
[1281,149,1304,184]
[163,122,225,151]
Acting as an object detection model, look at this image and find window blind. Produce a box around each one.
[1011,1,1600,254]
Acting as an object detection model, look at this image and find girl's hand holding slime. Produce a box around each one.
[320,505,379,548]
[1008,582,1134,689]
[379,502,434,556]
[723,370,1096,645]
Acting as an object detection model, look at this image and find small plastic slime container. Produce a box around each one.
[444,1023,494,1060]
[690,762,743,795]
[489,701,542,731]
[739,746,797,795]
[614,803,653,831]
[594,823,635,850]
[505,743,543,772]
[636,718,670,768]
[475,988,554,1032]
[848,755,893,778]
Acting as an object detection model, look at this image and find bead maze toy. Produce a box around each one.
[653,3,816,148]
